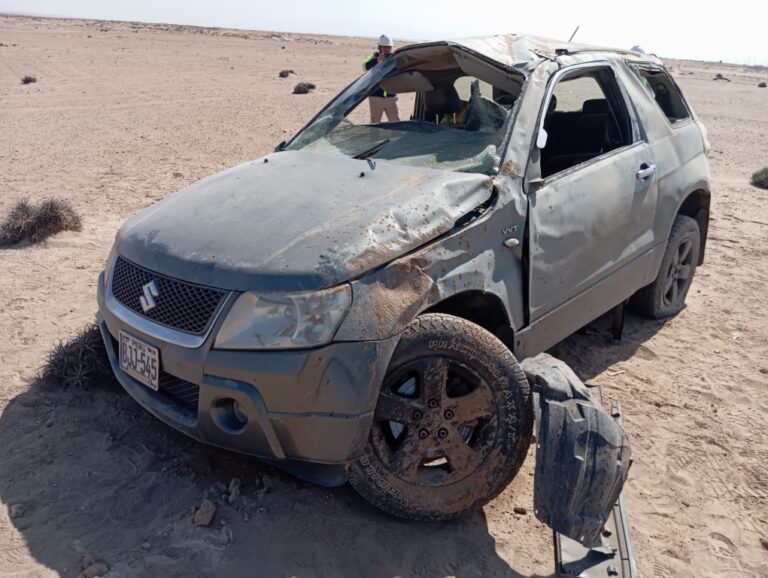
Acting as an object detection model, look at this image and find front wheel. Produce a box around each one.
[630,214,701,319]
[349,313,533,521]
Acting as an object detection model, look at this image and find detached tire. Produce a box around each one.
[349,313,533,521]
[630,215,701,319]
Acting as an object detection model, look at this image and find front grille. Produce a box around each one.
[111,256,228,335]
[158,372,200,414]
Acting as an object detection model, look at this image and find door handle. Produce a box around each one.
[636,164,657,180]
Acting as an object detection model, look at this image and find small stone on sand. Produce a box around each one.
[227,478,241,504]
[82,562,109,578]
[193,499,216,527]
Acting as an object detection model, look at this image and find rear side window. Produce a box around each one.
[631,65,691,124]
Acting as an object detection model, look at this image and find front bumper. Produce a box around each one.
[97,271,398,486]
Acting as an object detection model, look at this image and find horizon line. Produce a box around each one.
[2,11,766,67]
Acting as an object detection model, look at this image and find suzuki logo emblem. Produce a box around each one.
[140,280,159,313]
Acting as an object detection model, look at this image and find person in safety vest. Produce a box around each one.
[363,34,400,123]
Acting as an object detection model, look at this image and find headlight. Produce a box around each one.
[214,285,352,350]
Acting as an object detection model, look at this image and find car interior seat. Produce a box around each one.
[423,84,461,123]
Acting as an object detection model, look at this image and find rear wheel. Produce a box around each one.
[630,215,700,318]
[349,313,533,521]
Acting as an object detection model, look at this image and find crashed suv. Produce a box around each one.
[97,35,710,525]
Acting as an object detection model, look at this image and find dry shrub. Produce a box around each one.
[751,167,768,190]
[759,82,767,88]
[292,82,315,94]
[0,198,82,246]
[278,69,294,78]
[21,75,36,84]
[39,323,113,388]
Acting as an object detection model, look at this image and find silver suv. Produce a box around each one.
[97,34,710,523]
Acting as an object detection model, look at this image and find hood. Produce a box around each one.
[116,151,493,292]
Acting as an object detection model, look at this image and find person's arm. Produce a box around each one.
[363,53,377,72]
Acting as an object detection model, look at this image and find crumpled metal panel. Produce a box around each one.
[556,492,637,577]
[335,175,529,341]
[421,34,663,72]
[446,35,551,70]
[520,353,632,549]
[115,150,494,292]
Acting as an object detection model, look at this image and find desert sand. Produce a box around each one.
[1,15,767,578]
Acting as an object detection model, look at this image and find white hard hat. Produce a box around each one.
[378,34,394,47]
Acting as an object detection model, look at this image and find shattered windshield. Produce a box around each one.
[285,46,526,175]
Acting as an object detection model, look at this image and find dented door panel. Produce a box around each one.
[528,141,658,321]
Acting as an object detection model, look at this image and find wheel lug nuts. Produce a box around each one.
[444,409,454,420]
[428,398,439,408]
[437,428,448,439]
[418,429,429,439]
[413,410,423,420]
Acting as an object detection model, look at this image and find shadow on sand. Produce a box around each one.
[0,370,552,577]
[0,308,666,577]
[550,309,669,383]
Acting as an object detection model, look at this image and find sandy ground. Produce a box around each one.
[1,15,767,578]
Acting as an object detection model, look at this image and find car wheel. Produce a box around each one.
[630,214,701,319]
[349,313,533,521]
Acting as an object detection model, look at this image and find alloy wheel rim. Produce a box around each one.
[370,356,497,486]
[663,237,694,307]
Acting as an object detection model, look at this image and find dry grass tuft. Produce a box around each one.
[278,69,295,78]
[759,82,767,88]
[751,167,768,190]
[292,82,315,94]
[39,323,113,388]
[21,75,36,84]
[0,198,82,246]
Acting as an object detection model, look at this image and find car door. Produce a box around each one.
[526,62,658,322]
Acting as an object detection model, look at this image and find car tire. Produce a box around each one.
[630,214,701,319]
[348,313,533,521]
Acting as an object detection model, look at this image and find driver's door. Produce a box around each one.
[527,64,658,323]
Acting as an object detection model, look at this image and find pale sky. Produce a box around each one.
[1,0,766,65]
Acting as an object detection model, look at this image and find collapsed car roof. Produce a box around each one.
[395,34,664,75]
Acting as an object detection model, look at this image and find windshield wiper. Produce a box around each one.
[352,138,391,160]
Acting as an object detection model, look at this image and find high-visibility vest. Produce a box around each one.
[363,53,394,98]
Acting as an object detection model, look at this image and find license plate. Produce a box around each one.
[119,331,159,390]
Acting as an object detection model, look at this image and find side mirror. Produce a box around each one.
[536,128,548,150]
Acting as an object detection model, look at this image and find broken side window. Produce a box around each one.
[538,66,635,178]
[630,64,691,124]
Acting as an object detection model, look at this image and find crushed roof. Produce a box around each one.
[402,34,663,70]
